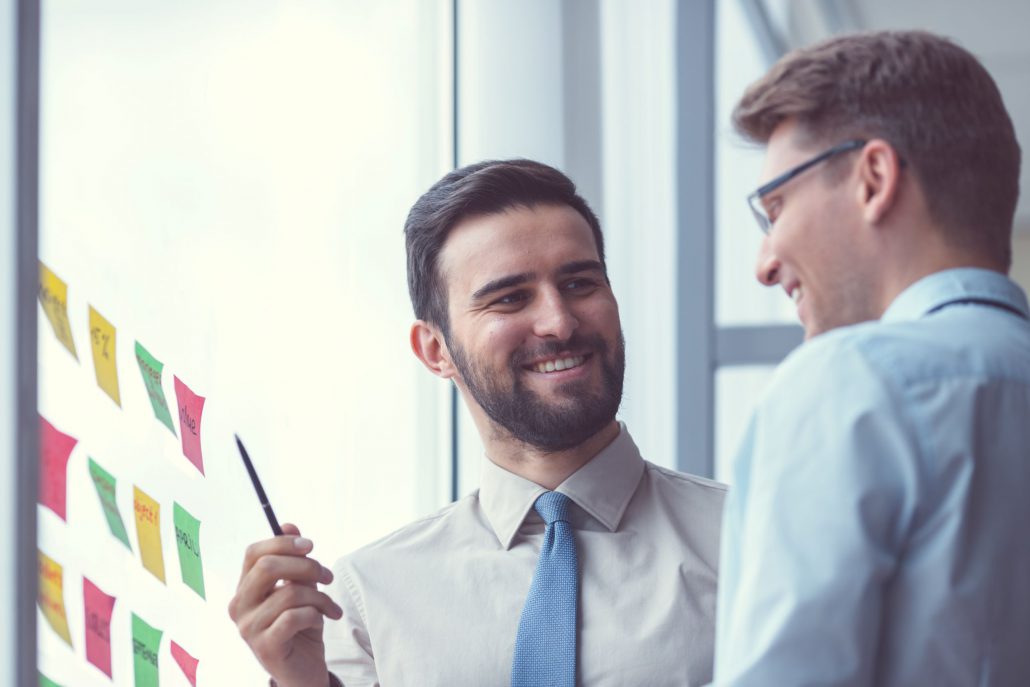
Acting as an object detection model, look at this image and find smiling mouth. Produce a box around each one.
[790,283,803,305]
[527,354,589,374]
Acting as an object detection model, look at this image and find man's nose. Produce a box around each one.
[754,236,780,286]
[532,288,579,340]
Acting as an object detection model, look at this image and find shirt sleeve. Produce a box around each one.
[713,335,922,686]
[324,561,381,687]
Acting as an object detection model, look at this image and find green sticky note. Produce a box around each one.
[135,342,177,436]
[39,673,62,687]
[173,503,205,599]
[88,458,132,550]
[132,613,162,687]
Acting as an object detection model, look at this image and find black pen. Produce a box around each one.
[235,434,284,536]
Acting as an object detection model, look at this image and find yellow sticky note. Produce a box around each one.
[38,551,73,646]
[89,305,121,406]
[38,262,78,359]
[133,486,165,583]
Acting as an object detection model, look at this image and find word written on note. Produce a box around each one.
[88,305,121,406]
[39,416,76,521]
[170,641,199,687]
[173,503,206,599]
[173,376,206,475]
[38,262,78,359]
[132,613,163,687]
[135,341,177,436]
[38,550,72,647]
[133,486,165,583]
[88,457,132,549]
[83,577,116,678]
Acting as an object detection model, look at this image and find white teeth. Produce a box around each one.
[533,355,586,374]
[791,285,803,304]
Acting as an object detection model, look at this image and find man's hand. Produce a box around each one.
[229,523,344,687]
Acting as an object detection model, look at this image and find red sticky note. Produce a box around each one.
[170,640,199,686]
[173,376,206,475]
[40,415,77,520]
[83,577,116,678]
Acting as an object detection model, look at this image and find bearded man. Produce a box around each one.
[229,159,725,687]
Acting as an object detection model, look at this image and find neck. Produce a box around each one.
[480,419,621,490]
[875,223,1006,317]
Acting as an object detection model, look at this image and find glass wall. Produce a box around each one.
[37,2,451,683]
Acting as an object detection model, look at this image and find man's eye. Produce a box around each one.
[764,197,783,223]
[493,291,526,306]
[565,278,599,293]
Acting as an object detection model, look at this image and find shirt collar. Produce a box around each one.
[881,267,1029,323]
[478,422,646,550]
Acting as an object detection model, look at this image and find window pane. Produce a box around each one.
[37,2,450,683]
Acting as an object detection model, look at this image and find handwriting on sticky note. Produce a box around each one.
[38,551,73,647]
[131,613,163,687]
[39,415,77,521]
[173,503,206,599]
[133,486,165,583]
[88,305,121,406]
[83,577,116,678]
[38,262,78,359]
[88,457,132,549]
[135,341,177,436]
[173,376,206,474]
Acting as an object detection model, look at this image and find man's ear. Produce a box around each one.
[856,138,904,225]
[410,320,458,380]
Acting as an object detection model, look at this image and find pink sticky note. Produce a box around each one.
[170,640,199,686]
[83,577,116,678]
[40,416,77,520]
[173,376,206,475]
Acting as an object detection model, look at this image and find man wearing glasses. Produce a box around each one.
[713,31,1030,685]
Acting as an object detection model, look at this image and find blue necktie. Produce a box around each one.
[511,491,578,687]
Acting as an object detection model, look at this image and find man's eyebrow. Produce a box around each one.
[470,272,535,302]
[557,260,605,276]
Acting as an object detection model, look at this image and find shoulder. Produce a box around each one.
[641,461,727,514]
[336,492,483,572]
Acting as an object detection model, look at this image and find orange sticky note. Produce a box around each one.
[173,376,206,475]
[89,305,121,406]
[38,262,78,358]
[38,551,73,646]
[39,415,76,521]
[170,640,199,687]
[133,486,165,583]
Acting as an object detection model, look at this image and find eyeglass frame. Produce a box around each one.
[747,138,868,235]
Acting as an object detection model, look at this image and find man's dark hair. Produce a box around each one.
[404,159,606,332]
[733,30,1021,267]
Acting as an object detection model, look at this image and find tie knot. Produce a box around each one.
[534,491,571,525]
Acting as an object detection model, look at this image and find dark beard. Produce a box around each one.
[448,331,625,452]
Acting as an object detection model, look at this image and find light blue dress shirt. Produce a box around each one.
[713,268,1030,686]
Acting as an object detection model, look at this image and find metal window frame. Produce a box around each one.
[16,0,39,683]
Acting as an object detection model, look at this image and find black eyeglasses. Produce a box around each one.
[747,139,867,234]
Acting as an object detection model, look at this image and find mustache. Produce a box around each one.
[509,333,609,368]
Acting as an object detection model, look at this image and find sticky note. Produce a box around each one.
[170,641,199,687]
[89,305,121,406]
[135,341,177,436]
[173,503,205,599]
[39,673,63,687]
[38,262,78,359]
[131,613,162,687]
[173,376,205,475]
[83,577,116,678]
[38,551,72,646]
[133,486,165,583]
[88,458,132,549]
[39,416,76,521]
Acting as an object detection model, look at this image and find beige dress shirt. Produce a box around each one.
[324,424,726,686]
